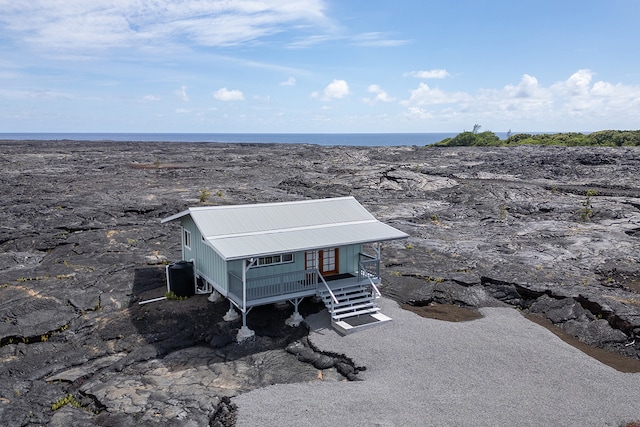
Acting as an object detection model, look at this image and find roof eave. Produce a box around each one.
[160,209,191,224]
[219,233,409,261]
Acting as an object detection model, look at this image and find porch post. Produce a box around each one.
[242,259,247,312]
[237,259,255,341]
[376,242,381,278]
[237,309,255,341]
[285,297,304,327]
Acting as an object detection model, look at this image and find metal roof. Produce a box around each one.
[162,197,408,260]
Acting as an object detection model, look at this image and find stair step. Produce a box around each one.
[319,288,369,299]
[332,300,377,314]
[318,283,367,295]
[322,291,370,304]
[329,295,375,310]
[316,283,392,335]
[332,306,380,320]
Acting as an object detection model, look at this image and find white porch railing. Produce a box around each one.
[228,257,381,310]
[358,252,380,282]
[229,268,319,306]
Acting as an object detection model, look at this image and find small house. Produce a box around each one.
[161,197,408,339]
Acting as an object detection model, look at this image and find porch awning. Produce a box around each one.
[162,196,409,261]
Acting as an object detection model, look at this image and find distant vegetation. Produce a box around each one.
[432,127,640,147]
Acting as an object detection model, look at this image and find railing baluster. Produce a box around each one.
[230,268,321,303]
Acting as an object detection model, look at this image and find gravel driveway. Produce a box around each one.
[234,298,640,426]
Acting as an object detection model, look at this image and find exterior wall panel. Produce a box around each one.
[182,216,370,299]
[337,244,362,275]
[181,217,228,294]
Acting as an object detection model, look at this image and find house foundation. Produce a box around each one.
[285,297,304,327]
[207,290,223,303]
[223,302,240,322]
[236,325,255,341]
[285,311,304,327]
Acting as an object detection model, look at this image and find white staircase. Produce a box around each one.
[316,282,392,335]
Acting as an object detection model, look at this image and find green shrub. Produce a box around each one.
[51,394,81,411]
[433,129,640,147]
[165,291,188,301]
[198,189,211,203]
[580,189,597,221]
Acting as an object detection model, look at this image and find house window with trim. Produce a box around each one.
[183,229,191,249]
[256,253,293,267]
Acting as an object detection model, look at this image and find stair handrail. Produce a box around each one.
[360,261,382,298]
[361,266,381,309]
[358,253,380,282]
[359,252,377,260]
[365,273,381,298]
[316,269,339,305]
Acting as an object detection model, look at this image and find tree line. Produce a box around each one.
[432,129,640,147]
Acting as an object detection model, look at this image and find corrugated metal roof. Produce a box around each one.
[162,197,408,260]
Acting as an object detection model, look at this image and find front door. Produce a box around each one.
[305,248,340,277]
[319,248,339,276]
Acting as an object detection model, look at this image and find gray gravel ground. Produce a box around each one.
[234,298,640,427]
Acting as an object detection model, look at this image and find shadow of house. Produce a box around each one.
[129,266,323,361]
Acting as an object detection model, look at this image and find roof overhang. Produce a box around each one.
[161,197,409,261]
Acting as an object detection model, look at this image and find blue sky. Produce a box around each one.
[1,0,639,134]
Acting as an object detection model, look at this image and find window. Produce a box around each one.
[256,253,294,267]
[183,229,191,249]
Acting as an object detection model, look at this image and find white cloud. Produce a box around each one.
[0,1,329,52]
[557,69,594,96]
[312,79,349,101]
[363,84,395,105]
[287,34,339,49]
[143,95,160,102]
[403,107,435,120]
[397,70,640,131]
[213,87,244,101]
[550,70,640,118]
[565,70,593,95]
[279,77,297,86]
[175,86,190,102]
[473,74,554,116]
[287,32,408,49]
[324,79,350,99]
[27,90,73,100]
[404,69,450,79]
[402,82,470,106]
[501,74,544,98]
[350,32,409,47]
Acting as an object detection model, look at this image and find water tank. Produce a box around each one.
[168,261,195,297]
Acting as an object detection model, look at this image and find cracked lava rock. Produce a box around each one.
[1,140,640,425]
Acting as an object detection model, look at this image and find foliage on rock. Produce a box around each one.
[433,129,640,147]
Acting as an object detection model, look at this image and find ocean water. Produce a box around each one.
[0,132,494,146]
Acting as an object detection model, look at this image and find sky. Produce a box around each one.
[1,0,639,134]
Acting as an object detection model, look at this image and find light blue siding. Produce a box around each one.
[181,218,365,298]
[340,243,362,275]
[246,253,305,280]
[236,244,363,278]
[181,217,228,294]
